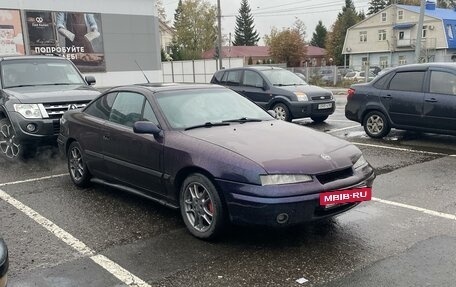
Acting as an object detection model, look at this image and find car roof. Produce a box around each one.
[221,66,285,72]
[393,62,456,72]
[108,83,225,94]
[0,55,68,62]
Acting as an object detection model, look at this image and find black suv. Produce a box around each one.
[345,63,456,138]
[211,66,335,122]
[0,56,100,160]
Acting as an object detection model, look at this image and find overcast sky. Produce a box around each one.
[162,0,370,45]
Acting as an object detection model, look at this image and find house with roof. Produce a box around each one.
[343,2,456,69]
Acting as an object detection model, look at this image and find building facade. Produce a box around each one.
[0,0,162,87]
[343,3,456,69]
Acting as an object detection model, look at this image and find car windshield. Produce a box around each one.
[156,88,273,129]
[261,69,307,86]
[1,58,85,88]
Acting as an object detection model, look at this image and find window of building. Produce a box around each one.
[380,56,388,68]
[398,10,404,20]
[399,56,407,65]
[360,31,367,42]
[381,12,387,22]
[422,25,428,38]
[378,29,387,41]
[430,71,456,95]
[447,24,454,40]
[399,31,405,40]
[389,71,425,92]
[362,57,369,67]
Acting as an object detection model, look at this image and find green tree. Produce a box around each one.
[173,0,217,60]
[310,20,327,48]
[265,27,306,67]
[326,0,363,66]
[233,0,260,46]
[367,0,387,15]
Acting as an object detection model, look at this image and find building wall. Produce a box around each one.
[344,5,446,55]
[1,0,162,87]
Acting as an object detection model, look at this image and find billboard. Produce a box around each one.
[0,9,25,55]
[26,10,105,72]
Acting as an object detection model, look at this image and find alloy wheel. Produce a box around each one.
[183,182,215,233]
[366,115,384,135]
[274,106,287,121]
[69,146,85,182]
[0,121,20,159]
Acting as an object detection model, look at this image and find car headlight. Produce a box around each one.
[294,92,308,102]
[260,174,313,186]
[14,104,42,119]
[329,91,334,100]
[353,155,368,170]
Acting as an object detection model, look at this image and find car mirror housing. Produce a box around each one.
[267,110,276,118]
[133,121,162,136]
[85,75,96,86]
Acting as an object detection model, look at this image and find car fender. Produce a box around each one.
[267,95,293,109]
[361,103,393,126]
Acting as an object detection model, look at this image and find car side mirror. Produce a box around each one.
[85,75,96,86]
[267,110,276,118]
[133,121,162,136]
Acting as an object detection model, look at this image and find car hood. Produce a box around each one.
[277,85,332,97]
[183,121,359,175]
[3,85,100,103]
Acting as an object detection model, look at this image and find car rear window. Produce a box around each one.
[388,71,425,92]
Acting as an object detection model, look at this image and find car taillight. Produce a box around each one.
[347,88,356,99]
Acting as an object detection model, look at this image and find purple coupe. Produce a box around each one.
[58,84,375,239]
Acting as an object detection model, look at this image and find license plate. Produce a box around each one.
[318,103,332,109]
[319,187,372,206]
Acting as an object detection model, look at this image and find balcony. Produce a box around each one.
[397,38,437,49]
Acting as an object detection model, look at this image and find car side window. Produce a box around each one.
[388,71,425,92]
[243,70,264,87]
[109,92,145,128]
[212,71,224,84]
[84,92,117,120]
[142,101,159,125]
[225,70,242,86]
[430,71,456,95]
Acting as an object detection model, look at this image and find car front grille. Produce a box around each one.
[311,95,332,101]
[42,101,90,119]
[52,120,60,135]
[316,167,353,185]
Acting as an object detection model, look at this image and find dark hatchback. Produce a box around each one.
[58,84,375,239]
[346,63,456,138]
[211,66,335,122]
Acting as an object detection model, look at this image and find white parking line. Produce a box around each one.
[0,188,151,287]
[327,125,360,133]
[325,119,355,123]
[372,197,456,221]
[0,173,68,187]
[352,142,451,157]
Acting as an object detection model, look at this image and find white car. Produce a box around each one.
[344,71,376,82]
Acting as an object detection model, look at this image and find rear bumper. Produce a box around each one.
[219,172,375,227]
[289,100,336,119]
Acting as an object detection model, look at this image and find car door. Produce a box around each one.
[103,91,165,196]
[240,70,269,107]
[383,70,426,127]
[79,92,117,179]
[423,69,456,131]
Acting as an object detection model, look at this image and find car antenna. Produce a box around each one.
[135,60,151,83]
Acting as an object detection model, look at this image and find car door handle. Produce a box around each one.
[103,135,110,141]
[382,95,392,99]
[425,98,438,103]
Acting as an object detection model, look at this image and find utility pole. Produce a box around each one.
[415,0,426,63]
[217,0,223,69]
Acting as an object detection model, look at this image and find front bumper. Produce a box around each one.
[7,112,60,145]
[219,172,375,227]
[288,100,336,119]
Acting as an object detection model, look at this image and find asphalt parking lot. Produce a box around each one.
[1,94,456,287]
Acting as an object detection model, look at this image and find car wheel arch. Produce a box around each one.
[361,106,392,126]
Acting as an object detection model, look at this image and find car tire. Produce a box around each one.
[272,103,291,121]
[311,116,328,123]
[0,118,24,161]
[180,173,226,240]
[363,111,391,138]
[67,141,92,188]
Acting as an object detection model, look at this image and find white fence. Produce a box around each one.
[162,58,244,83]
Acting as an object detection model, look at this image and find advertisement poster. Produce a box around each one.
[0,9,25,55]
[26,10,105,72]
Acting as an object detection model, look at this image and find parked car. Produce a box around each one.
[345,63,456,138]
[211,66,335,122]
[0,239,8,287]
[319,68,342,84]
[58,84,375,239]
[0,56,100,160]
[338,67,354,77]
[344,71,376,82]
